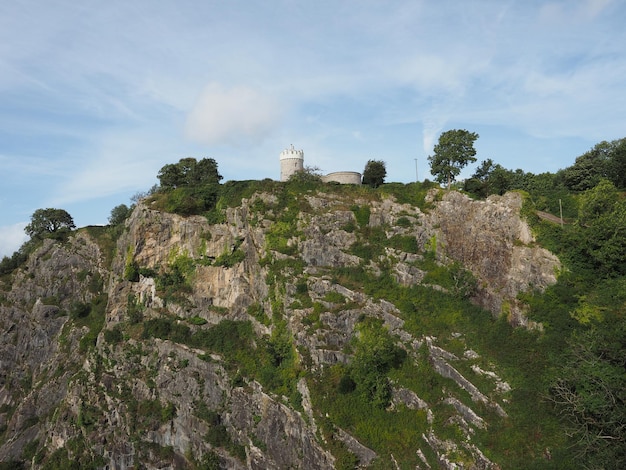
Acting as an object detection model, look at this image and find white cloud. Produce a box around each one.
[0,222,27,258]
[185,83,286,146]
[422,118,447,156]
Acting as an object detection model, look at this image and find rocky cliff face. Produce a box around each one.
[0,187,559,469]
[425,191,560,325]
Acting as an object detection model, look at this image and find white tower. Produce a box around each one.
[280,145,304,181]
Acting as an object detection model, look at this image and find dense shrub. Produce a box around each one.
[0,250,28,275]
[69,301,91,320]
[103,326,123,344]
[348,318,406,408]
[142,318,190,343]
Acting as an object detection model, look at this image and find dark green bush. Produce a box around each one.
[348,318,406,408]
[70,302,91,320]
[142,317,188,342]
[0,250,28,275]
[103,326,123,344]
[323,291,346,304]
[164,184,221,216]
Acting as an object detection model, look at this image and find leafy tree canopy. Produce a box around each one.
[563,138,626,191]
[428,129,479,188]
[0,248,28,275]
[574,180,626,277]
[108,204,133,226]
[465,159,514,197]
[472,158,495,182]
[287,166,323,186]
[157,157,222,190]
[578,179,619,225]
[25,208,75,239]
[362,159,387,188]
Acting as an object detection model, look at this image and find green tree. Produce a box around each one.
[563,180,626,277]
[472,159,494,181]
[607,138,626,188]
[578,179,618,225]
[157,162,185,189]
[288,166,323,186]
[585,199,626,277]
[108,204,132,225]
[563,142,612,191]
[189,157,223,186]
[563,138,626,191]
[25,208,75,239]
[157,157,222,190]
[362,160,387,188]
[489,164,513,195]
[465,159,514,197]
[0,250,27,275]
[428,129,479,188]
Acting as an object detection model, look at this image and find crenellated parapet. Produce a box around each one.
[280,144,304,161]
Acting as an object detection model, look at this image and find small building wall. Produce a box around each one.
[321,171,362,185]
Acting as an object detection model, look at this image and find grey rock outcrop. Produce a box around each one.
[423,190,560,321]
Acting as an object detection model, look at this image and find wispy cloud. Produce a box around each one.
[0,222,27,259]
[185,83,286,146]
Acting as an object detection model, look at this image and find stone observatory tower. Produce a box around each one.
[280,144,304,181]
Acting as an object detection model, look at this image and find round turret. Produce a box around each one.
[280,144,304,181]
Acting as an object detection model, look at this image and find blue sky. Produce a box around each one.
[1,0,625,257]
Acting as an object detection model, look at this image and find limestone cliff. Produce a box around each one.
[424,190,559,325]
[0,187,559,469]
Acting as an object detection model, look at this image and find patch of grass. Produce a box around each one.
[377,181,438,211]
[248,302,270,325]
[213,248,246,267]
[395,216,412,227]
[350,204,371,227]
[388,234,419,253]
[188,315,207,325]
[310,367,428,468]
[77,294,107,353]
[323,291,346,304]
